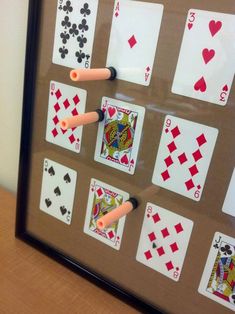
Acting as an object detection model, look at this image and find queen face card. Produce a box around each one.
[83,178,129,250]
[222,168,235,217]
[198,232,235,311]
[152,115,218,201]
[106,0,164,86]
[46,81,87,153]
[39,158,77,225]
[52,0,99,69]
[94,97,145,175]
[136,203,193,281]
[172,9,235,106]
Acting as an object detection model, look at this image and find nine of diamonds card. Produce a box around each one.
[52,0,99,69]
[152,115,218,201]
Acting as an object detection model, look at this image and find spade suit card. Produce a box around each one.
[222,168,235,217]
[94,96,145,175]
[172,9,235,106]
[83,178,129,250]
[39,158,77,225]
[52,0,99,69]
[106,0,163,86]
[152,115,218,201]
[46,81,87,153]
[198,232,235,311]
[136,203,193,281]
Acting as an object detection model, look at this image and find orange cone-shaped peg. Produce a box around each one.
[70,67,117,82]
[59,109,104,130]
[96,198,138,230]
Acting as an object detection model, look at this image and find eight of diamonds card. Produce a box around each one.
[152,115,218,201]
[52,0,99,69]
[46,81,87,153]
[172,9,235,106]
[94,97,145,175]
[83,178,129,250]
[106,0,163,86]
[136,203,193,281]
[198,232,235,311]
[39,158,77,225]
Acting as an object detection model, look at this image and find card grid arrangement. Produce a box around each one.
[35,2,235,312]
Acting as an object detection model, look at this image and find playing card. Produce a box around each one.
[198,232,235,311]
[52,0,99,69]
[172,9,235,106]
[83,178,129,250]
[39,158,77,224]
[46,81,87,153]
[94,97,145,174]
[152,115,218,201]
[106,0,163,86]
[136,202,193,281]
[222,168,235,217]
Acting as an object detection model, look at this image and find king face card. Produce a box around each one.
[83,178,129,250]
[136,203,193,281]
[106,0,163,86]
[172,9,235,106]
[46,81,87,153]
[52,0,99,69]
[198,232,235,311]
[94,97,145,175]
[39,158,77,225]
[152,115,218,201]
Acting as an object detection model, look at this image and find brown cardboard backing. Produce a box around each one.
[24,1,235,313]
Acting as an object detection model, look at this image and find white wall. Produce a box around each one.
[0,0,29,192]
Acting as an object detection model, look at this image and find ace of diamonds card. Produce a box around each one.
[39,158,77,225]
[94,97,145,175]
[52,0,99,69]
[83,179,129,250]
[172,9,235,106]
[46,81,87,153]
[198,232,235,311]
[106,0,163,86]
[152,115,218,201]
[136,203,193,281]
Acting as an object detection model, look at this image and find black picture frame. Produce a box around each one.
[15,1,164,313]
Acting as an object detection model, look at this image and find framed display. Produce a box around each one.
[16,1,235,313]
